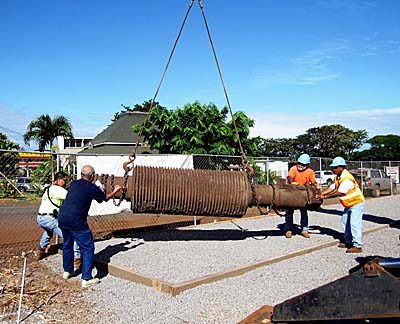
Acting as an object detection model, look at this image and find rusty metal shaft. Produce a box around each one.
[101,166,322,216]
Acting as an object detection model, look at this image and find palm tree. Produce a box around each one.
[23,114,73,151]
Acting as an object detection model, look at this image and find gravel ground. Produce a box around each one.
[47,195,400,324]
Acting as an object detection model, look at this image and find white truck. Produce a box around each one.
[314,170,335,186]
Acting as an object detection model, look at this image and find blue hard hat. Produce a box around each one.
[330,156,347,167]
[297,153,311,164]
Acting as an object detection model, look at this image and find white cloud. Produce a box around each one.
[253,39,350,87]
[0,102,35,134]
[318,0,376,13]
[249,107,400,139]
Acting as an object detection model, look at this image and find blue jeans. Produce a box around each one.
[342,201,365,248]
[61,228,95,280]
[37,215,81,258]
[285,208,309,232]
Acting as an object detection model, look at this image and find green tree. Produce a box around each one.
[258,138,298,158]
[0,132,19,150]
[256,125,367,159]
[23,114,73,151]
[351,134,400,160]
[30,160,53,196]
[113,100,157,121]
[132,101,258,155]
[0,132,20,178]
[295,125,367,158]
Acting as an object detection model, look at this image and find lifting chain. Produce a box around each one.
[100,174,109,187]
[305,185,312,205]
[112,170,131,207]
[244,162,268,216]
[270,184,285,217]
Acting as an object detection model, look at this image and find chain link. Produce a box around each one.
[112,169,130,207]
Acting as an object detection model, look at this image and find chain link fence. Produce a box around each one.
[1,149,399,256]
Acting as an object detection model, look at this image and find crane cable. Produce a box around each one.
[125,0,195,171]
[197,0,248,166]
[125,0,248,172]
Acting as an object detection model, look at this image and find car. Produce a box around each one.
[16,177,35,193]
[314,170,335,186]
[349,168,397,197]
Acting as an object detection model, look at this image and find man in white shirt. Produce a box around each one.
[37,171,81,264]
[318,157,365,253]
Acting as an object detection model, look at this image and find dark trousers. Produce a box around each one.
[285,208,309,232]
[61,227,95,280]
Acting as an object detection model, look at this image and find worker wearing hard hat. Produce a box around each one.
[285,153,320,239]
[318,157,365,253]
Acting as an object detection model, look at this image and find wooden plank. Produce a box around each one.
[170,223,394,296]
[47,221,396,297]
[170,240,339,296]
[94,258,174,295]
[237,305,274,324]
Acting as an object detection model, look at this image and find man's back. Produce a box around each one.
[58,179,105,230]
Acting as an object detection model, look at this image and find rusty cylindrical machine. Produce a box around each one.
[97,165,322,217]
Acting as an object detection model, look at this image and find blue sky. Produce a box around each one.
[1,0,399,149]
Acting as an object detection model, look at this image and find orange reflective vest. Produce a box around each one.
[335,169,365,208]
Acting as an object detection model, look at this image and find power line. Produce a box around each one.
[0,124,32,150]
[0,124,25,138]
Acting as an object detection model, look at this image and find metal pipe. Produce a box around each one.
[99,166,322,216]
[379,258,400,269]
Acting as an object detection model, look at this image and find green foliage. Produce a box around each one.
[0,178,19,198]
[258,125,368,159]
[295,125,367,158]
[30,161,53,196]
[132,101,257,155]
[251,162,277,185]
[0,132,20,150]
[0,132,20,177]
[258,138,298,158]
[113,100,158,121]
[23,114,73,151]
[350,134,400,160]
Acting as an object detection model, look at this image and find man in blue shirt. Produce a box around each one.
[58,165,122,288]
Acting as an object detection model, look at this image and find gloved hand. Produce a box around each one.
[95,180,105,193]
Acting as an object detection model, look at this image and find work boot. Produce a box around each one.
[74,258,82,271]
[285,231,292,238]
[301,231,310,238]
[338,242,351,248]
[81,278,100,288]
[63,272,73,280]
[346,247,363,253]
[37,247,47,260]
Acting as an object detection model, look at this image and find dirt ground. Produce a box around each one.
[0,253,107,324]
[0,202,273,323]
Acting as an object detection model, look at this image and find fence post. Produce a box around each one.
[56,153,60,172]
[360,161,364,194]
[389,161,393,195]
